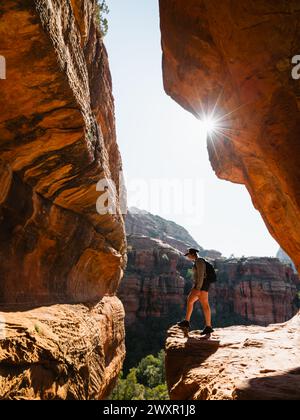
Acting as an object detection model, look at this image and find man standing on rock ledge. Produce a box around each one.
[177,248,214,336]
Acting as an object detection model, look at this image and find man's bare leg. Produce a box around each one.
[185,289,201,322]
[199,291,212,327]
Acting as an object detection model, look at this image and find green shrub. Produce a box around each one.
[144,384,169,400]
[136,350,165,388]
[95,0,109,37]
[109,351,168,401]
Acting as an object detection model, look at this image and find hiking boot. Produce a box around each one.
[177,320,190,329]
[200,326,214,336]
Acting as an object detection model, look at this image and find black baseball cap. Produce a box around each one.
[184,248,200,256]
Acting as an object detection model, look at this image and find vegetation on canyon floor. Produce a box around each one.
[123,305,183,373]
[109,350,168,400]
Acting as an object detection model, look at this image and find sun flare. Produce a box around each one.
[201,116,219,136]
[199,107,234,140]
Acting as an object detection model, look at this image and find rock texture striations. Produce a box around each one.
[165,313,300,400]
[211,257,299,326]
[159,0,300,272]
[0,0,126,399]
[0,298,125,400]
[118,235,189,325]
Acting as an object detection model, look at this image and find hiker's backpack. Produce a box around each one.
[202,259,217,283]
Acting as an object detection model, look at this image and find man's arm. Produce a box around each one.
[194,259,206,290]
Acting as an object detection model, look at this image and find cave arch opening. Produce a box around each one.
[104,0,299,330]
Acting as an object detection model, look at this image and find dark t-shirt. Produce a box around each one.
[192,258,206,290]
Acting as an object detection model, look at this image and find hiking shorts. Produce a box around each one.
[194,277,211,292]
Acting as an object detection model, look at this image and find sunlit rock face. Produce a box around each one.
[160,0,300,400]
[0,0,126,399]
[159,0,300,272]
[165,313,300,400]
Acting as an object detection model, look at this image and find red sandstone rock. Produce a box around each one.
[159,0,300,272]
[0,0,126,304]
[0,0,126,399]
[165,313,300,400]
[126,208,202,254]
[210,257,298,325]
[118,235,188,325]
[0,297,125,400]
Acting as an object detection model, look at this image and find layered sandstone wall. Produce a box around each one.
[0,0,126,304]
[118,235,189,325]
[211,258,298,325]
[0,298,125,400]
[121,236,298,328]
[0,0,126,399]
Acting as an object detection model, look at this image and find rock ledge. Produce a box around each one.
[165,312,300,400]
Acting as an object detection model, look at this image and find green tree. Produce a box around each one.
[109,351,169,401]
[110,369,145,400]
[145,384,169,400]
[136,351,165,388]
[124,369,145,400]
[95,0,109,37]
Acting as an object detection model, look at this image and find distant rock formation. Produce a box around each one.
[201,249,223,260]
[120,210,299,331]
[118,235,189,325]
[126,207,203,254]
[211,257,299,326]
[165,313,300,400]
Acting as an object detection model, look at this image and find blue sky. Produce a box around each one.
[104,0,279,258]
